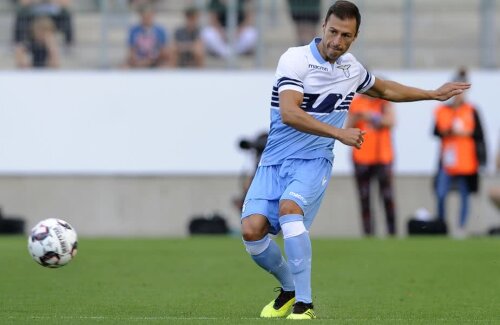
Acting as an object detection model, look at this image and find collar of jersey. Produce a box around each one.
[309,38,327,65]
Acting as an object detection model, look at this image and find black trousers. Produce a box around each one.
[354,163,396,236]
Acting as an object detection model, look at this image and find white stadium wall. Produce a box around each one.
[0,70,498,175]
[0,70,499,237]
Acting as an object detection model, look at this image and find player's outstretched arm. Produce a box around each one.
[280,90,365,149]
[364,78,471,103]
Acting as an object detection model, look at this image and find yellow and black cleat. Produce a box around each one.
[260,288,295,318]
[286,302,317,320]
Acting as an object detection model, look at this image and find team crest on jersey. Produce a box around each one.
[337,64,351,78]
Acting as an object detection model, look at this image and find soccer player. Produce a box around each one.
[240,0,470,320]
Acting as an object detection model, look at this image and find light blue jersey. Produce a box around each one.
[260,38,375,166]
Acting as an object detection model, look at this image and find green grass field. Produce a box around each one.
[1,236,499,324]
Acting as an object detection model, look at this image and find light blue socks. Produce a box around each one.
[279,214,312,303]
[243,235,295,292]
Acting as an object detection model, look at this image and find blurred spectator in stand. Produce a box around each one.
[13,0,74,47]
[13,0,35,46]
[173,7,205,68]
[123,4,172,68]
[15,16,60,68]
[433,68,487,237]
[40,0,73,48]
[201,0,258,59]
[346,94,397,236]
[489,133,500,210]
[287,0,321,46]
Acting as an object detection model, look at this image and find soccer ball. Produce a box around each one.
[28,218,78,268]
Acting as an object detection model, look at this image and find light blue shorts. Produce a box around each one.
[241,157,332,235]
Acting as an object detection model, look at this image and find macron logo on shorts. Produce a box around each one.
[289,192,307,204]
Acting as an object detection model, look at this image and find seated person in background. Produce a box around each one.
[13,0,35,46]
[33,0,73,47]
[201,0,258,59]
[124,4,171,68]
[287,0,321,46]
[49,0,74,48]
[15,16,60,68]
[173,7,205,68]
[14,0,74,48]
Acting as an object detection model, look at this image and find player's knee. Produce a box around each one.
[241,225,266,241]
[241,215,268,241]
[242,235,271,256]
[279,199,303,217]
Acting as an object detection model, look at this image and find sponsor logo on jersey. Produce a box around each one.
[308,63,328,72]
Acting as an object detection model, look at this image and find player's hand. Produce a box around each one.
[337,128,366,149]
[433,82,471,101]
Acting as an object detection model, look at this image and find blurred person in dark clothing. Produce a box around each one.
[13,0,34,46]
[287,0,321,46]
[346,93,396,236]
[173,7,205,68]
[15,15,60,68]
[13,0,73,48]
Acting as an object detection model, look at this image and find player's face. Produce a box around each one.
[320,14,358,63]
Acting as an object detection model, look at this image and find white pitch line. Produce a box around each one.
[8,315,263,321]
[7,315,498,322]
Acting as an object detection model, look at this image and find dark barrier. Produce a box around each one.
[0,216,25,234]
[408,219,447,235]
[188,213,229,235]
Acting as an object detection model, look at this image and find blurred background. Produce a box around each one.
[0,0,499,238]
[0,0,498,69]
